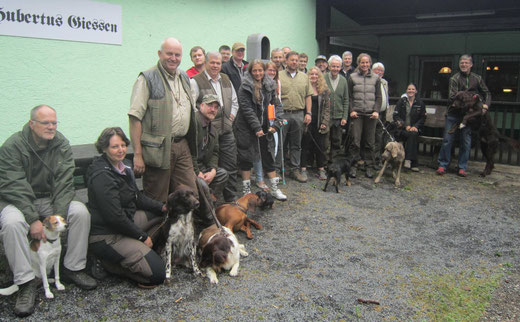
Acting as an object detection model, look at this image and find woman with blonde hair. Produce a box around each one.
[301,66,330,179]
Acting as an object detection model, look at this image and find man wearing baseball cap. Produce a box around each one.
[221,42,249,92]
[315,55,328,74]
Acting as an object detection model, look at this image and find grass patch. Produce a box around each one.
[408,268,502,321]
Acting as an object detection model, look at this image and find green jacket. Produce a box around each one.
[194,111,219,174]
[0,124,75,224]
[324,73,349,120]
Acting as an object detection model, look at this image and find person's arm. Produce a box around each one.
[230,86,239,120]
[208,132,219,171]
[190,78,200,106]
[321,93,331,129]
[51,137,75,217]
[478,75,492,108]
[128,75,149,176]
[373,78,382,114]
[238,88,262,133]
[304,79,312,125]
[129,116,145,176]
[341,79,349,124]
[414,100,427,131]
[448,75,459,106]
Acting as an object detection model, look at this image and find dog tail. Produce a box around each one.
[499,135,520,150]
[0,284,19,296]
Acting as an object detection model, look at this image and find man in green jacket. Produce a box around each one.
[0,105,97,317]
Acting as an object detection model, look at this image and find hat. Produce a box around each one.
[201,94,221,106]
[232,42,246,51]
[315,55,327,63]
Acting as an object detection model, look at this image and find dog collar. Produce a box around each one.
[46,238,58,243]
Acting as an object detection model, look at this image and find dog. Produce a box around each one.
[450,91,520,176]
[374,141,406,187]
[215,191,273,239]
[152,185,202,279]
[198,224,248,284]
[323,158,353,193]
[0,215,67,299]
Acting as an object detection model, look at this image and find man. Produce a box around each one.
[315,55,328,74]
[282,46,291,69]
[0,105,97,317]
[219,45,231,63]
[186,46,206,78]
[221,42,248,92]
[298,53,309,73]
[340,51,354,79]
[437,54,491,177]
[372,62,389,169]
[128,37,199,203]
[194,94,229,198]
[191,52,239,202]
[271,48,284,71]
[324,55,349,162]
[278,51,313,182]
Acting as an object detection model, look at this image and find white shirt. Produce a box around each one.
[190,71,239,117]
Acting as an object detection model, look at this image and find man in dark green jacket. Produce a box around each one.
[0,105,97,317]
[194,95,228,198]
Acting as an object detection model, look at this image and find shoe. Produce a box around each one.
[350,167,357,178]
[88,253,108,280]
[318,169,327,180]
[242,180,251,195]
[137,283,159,289]
[268,177,287,201]
[300,169,308,182]
[436,167,446,175]
[411,167,420,172]
[365,168,374,178]
[14,279,37,317]
[61,267,98,290]
[256,181,268,190]
[291,169,307,183]
[457,169,467,177]
[404,160,411,169]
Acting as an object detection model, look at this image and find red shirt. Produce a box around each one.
[186,66,200,78]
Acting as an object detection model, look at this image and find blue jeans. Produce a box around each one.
[438,115,472,171]
[253,159,264,182]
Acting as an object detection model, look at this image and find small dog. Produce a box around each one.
[374,141,405,187]
[152,185,201,279]
[198,224,248,284]
[216,191,273,239]
[323,158,353,193]
[0,215,67,299]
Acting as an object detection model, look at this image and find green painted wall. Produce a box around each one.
[1,0,318,145]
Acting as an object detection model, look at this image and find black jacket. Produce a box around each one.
[393,96,427,134]
[86,154,164,240]
[221,58,249,92]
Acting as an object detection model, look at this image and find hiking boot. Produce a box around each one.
[268,177,287,201]
[365,167,374,178]
[436,167,446,175]
[318,169,327,180]
[88,253,108,280]
[457,169,467,177]
[14,279,37,317]
[242,180,251,195]
[350,167,357,178]
[291,169,307,183]
[300,169,308,182]
[404,160,411,169]
[61,267,97,290]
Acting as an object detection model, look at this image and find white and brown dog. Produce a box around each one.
[0,215,67,299]
[198,224,248,284]
[374,141,406,187]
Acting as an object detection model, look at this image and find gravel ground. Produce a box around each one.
[1,158,519,321]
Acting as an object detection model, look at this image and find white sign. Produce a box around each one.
[0,0,122,45]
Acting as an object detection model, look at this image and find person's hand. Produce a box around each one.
[304,113,312,125]
[340,119,347,126]
[255,130,264,137]
[203,169,216,184]
[30,220,46,242]
[229,114,235,121]
[133,153,145,176]
[268,127,276,133]
[482,104,489,114]
[410,126,418,132]
[350,111,358,119]
[320,124,327,130]
[370,111,379,119]
[161,204,167,213]
[198,171,205,179]
[144,236,153,248]
[405,125,411,131]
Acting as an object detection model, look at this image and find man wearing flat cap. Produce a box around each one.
[221,42,249,92]
[315,55,329,74]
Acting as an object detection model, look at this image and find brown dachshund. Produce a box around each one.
[215,191,273,239]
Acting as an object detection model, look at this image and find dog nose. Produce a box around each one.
[194,200,200,208]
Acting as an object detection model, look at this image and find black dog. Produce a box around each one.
[323,159,354,193]
[256,190,275,210]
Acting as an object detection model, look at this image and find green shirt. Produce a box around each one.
[279,70,313,111]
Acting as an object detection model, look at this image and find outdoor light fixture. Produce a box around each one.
[493,66,499,71]
[439,67,452,74]
[486,66,491,70]
[416,10,495,20]
[503,89,512,93]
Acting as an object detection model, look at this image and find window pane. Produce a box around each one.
[485,61,519,102]
[420,61,451,99]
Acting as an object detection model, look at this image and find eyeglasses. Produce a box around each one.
[32,120,58,126]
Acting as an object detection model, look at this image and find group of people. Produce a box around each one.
[0,35,490,317]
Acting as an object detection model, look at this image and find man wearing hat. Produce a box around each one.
[194,94,228,197]
[221,42,249,92]
[315,55,329,74]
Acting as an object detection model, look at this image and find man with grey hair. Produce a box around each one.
[191,51,239,201]
[340,51,354,79]
[0,105,97,317]
[271,48,284,70]
[372,62,389,169]
[324,55,349,165]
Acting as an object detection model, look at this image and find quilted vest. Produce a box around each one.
[350,70,379,114]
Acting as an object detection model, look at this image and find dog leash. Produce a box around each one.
[198,186,223,229]
[377,117,396,142]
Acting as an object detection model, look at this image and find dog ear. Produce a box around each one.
[42,217,53,230]
[247,198,257,214]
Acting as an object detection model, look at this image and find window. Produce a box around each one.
[482,58,520,102]
[409,55,455,100]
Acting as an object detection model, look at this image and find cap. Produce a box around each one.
[315,55,327,63]
[232,42,246,51]
[201,94,221,106]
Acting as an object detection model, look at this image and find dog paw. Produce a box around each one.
[56,282,65,291]
[165,272,171,280]
[395,180,401,187]
[229,270,238,277]
[459,123,466,129]
[45,291,54,299]
[209,276,219,284]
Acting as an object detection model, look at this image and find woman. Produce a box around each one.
[393,83,426,172]
[301,67,330,180]
[347,53,382,178]
[235,59,287,200]
[86,127,166,288]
